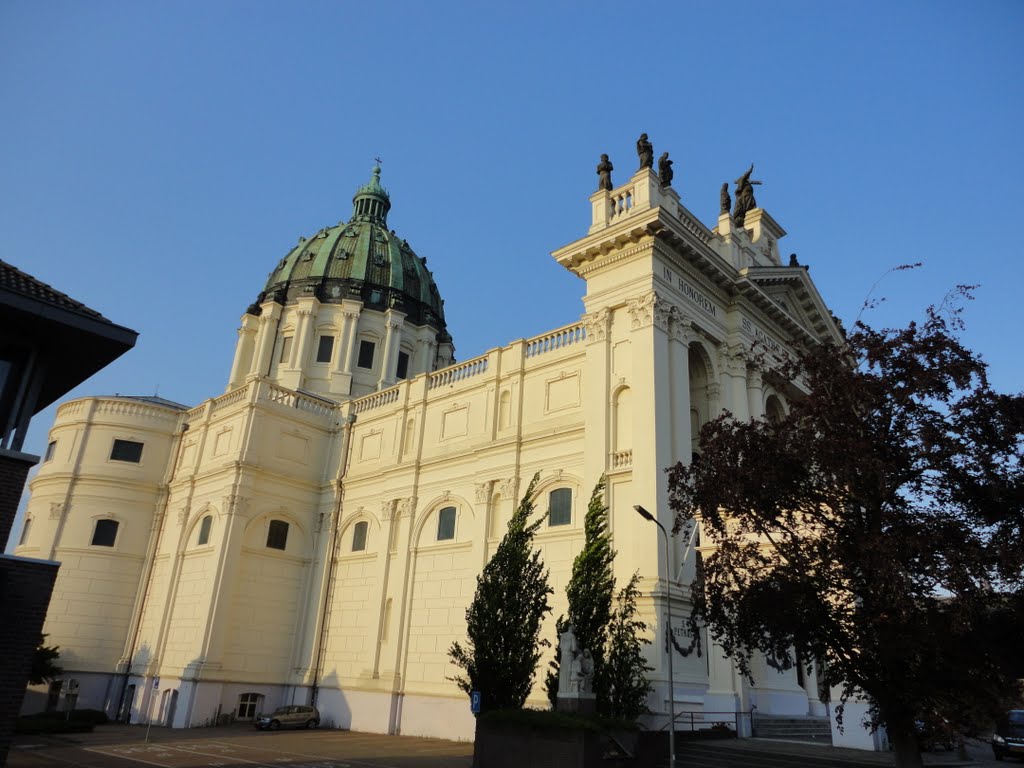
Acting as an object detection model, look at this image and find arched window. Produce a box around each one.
[549,488,572,527]
[766,395,786,424]
[352,521,368,551]
[91,519,119,547]
[266,519,289,550]
[437,506,456,541]
[197,515,213,546]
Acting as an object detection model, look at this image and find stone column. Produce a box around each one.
[251,304,282,377]
[227,314,259,391]
[333,301,362,396]
[668,308,693,467]
[747,368,765,420]
[292,304,316,373]
[378,310,405,389]
[720,345,750,421]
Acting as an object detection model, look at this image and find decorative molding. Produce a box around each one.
[580,307,610,344]
[297,308,313,317]
[628,291,671,331]
[49,502,64,520]
[497,478,517,500]
[221,494,248,517]
[668,306,694,344]
[177,506,191,525]
[474,480,494,504]
[381,499,398,522]
[343,310,360,320]
[397,497,416,518]
[746,368,764,390]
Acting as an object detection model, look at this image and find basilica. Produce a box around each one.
[18,153,843,741]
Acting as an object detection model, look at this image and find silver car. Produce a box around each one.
[255,704,320,730]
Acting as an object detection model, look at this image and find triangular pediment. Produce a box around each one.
[741,265,844,345]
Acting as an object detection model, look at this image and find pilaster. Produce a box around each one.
[252,303,282,377]
[227,314,259,391]
[333,300,362,396]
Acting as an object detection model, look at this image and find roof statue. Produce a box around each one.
[636,133,654,170]
[720,182,732,215]
[658,152,674,188]
[596,154,614,191]
[732,163,762,226]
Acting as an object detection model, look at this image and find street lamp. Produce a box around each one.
[634,504,676,768]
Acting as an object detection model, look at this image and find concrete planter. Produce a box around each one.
[472,714,604,768]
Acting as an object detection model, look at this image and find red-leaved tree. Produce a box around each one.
[668,288,1023,768]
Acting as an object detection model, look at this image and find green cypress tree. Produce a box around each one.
[545,478,615,710]
[449,473,553,713]
[605,572,654,721]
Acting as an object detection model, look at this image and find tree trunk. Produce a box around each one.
[888,724,924,768]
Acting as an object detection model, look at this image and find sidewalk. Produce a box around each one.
[697,736,1000,766]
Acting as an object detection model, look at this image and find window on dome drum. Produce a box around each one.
[437,506,456,541]
[91,519,119,547]
[197,515,212,546]
[316,335,334,363]
[110,439,143,463]
[45,440,56,461]
[352,520,368,552]
[279,336,293,364]
[396,351,410,380]
[549,488,572,526]
[18,518,30,546]
[358,340,375,369]
[266,519,289,550]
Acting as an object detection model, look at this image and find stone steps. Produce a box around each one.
[752,716,833,742]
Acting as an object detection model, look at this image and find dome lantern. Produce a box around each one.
[351,163,391,227]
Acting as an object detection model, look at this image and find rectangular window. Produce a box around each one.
[267,519,289,550]
[18,518,31,546]
[238,693,261,720]
[549,488,572,526]
[45,440,56,461]
[352,521,368,552]
[279,336,293,364]
[396,351,410,380]
[110,439,143,463]
[91,519,119,547]
[316,335,334,363]
[437,506,456,541]
[357,340,375,369]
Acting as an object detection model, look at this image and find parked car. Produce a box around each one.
[993,710,1024,761]
[254,705,320,731]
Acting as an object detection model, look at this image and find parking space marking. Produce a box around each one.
[84,748,175,768]
[206,742,387,768]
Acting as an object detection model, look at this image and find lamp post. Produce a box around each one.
[634,505,675,768]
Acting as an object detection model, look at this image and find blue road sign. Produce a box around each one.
[470,691,481,714]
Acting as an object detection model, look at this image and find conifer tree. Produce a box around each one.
[545,478,615,709]
[449,473,553,714]
[604,572,654,721]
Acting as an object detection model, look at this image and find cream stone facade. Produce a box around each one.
[19,162,842,741]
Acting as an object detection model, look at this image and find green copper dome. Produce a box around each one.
[250,166,448,337]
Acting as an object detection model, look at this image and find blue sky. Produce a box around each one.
[2,1,1021,546]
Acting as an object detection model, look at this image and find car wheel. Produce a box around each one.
[306,719,318,729]
[269,720,280,731]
